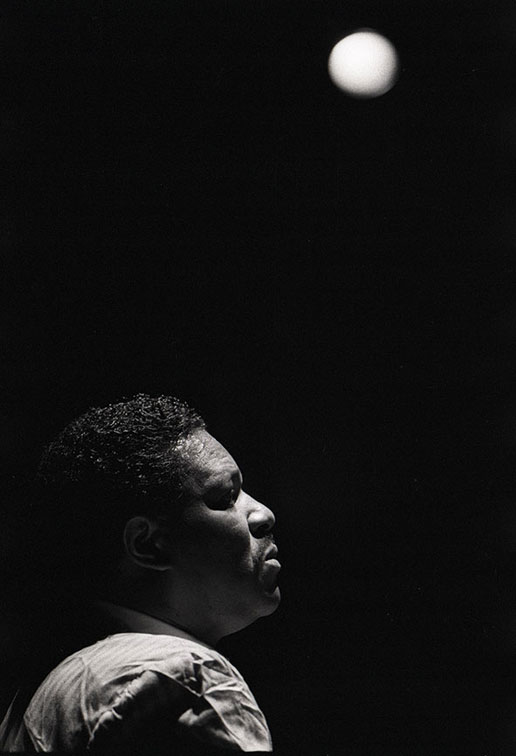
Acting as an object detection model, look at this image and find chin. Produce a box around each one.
[258,586,281,616]
[231,587,281,633]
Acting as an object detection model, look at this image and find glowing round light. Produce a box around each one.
[328,30,399,98]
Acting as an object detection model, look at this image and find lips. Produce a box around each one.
[260,546,281,593]
[264,545,279,562]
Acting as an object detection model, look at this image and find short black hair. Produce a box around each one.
[33,394,206,585]
[38,393,205,505]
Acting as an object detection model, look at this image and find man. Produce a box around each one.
[0,394,281,752]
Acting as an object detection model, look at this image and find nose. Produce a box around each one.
[246,494,275,538]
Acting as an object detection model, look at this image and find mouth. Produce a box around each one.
[264,545,279,562]
[260,546,281,594]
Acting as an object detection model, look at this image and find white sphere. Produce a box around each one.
[328,30,399,98]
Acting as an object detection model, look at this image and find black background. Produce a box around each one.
[1,1,516,753]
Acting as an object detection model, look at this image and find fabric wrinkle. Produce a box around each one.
[0,616,273,752]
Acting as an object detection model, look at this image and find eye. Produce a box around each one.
[207,488,237,510]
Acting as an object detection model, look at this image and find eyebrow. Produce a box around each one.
[201,472,241,503]
[204,468,242,490]
[223,470,243,489]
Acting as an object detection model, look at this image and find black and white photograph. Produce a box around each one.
[0,1,515,753]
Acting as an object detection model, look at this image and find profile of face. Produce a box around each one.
[168,429,281,635]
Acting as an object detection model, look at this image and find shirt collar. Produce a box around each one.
[94,600,212,648]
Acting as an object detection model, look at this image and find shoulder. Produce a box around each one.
[23,633,272,751]
[92,632,241,686]
[27,632,235,709]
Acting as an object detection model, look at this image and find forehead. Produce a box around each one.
[178,429,240,488]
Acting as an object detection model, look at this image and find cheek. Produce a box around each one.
[210,525,252,566]
[182,514,252,566]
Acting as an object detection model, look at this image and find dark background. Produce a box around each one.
[1,1,516,753]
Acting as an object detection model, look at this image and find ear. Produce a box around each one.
[123,516,173,571]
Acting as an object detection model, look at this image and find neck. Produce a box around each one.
[97,569,230,646]
[94,600,214,646]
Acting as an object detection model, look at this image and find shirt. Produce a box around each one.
[0,604,273,752]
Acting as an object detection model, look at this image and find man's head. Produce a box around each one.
[36,394,280,642]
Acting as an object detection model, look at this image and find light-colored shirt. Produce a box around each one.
[0,604,273,752]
